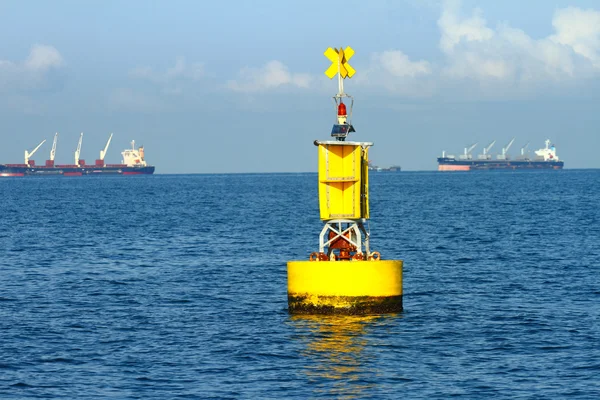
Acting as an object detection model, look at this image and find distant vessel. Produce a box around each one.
[0,133,155,177]
[368,161,401,172]
[437,139,564,171]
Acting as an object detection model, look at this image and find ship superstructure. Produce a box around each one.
[0,133,155,177]
[121,140,148,167]
[438,139,564,171]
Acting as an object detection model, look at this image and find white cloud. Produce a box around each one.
[226,60,312,92]
[227,53,430,96]
[438,0,493,54]
[122,3,600,101]
[377,50,432,78]
[230,4,600,99]
[0,44,65,92]
[356,50,434,96]
[24,45,64,70]
[437,1,600,89]
[109,88,166,112]
[550,7,600,67]
[130,57,204,94]
[166,57,204,81]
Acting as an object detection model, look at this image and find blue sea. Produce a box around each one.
[1,170,599,399]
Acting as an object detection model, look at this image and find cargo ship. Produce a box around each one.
[368,162,401,172]
[437,139,564,171]
[0,133,155,177]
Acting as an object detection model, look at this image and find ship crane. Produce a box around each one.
[50,133,58,161]
[45,132,59,167]
[459,142,478,160]
[497,137,515,160]
[24,139,46,166]
[74,132,83,166]
[478,140,496,160]
[516,142,530,160]
[96,133,113,166]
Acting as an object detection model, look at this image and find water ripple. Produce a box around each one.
[1,172,599,398]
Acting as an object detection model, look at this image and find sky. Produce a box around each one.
[2,0,600,172]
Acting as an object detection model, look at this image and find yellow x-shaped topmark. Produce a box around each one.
[324,46,355,79]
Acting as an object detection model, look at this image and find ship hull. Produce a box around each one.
[437,158,564,171]
[0,165,155,176]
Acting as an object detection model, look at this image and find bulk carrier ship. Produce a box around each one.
[0,133,155,177]
[368,161,401,172]
[437,139,564,171]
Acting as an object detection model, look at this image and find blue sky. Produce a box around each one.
[1,0,600,172]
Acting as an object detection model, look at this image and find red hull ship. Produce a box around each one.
[0,133,155,177]
[438,139,564,171]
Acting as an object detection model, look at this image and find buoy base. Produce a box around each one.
[287,260,403,315]
[288,294,402,315]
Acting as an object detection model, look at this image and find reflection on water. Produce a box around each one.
[289,314,403,398]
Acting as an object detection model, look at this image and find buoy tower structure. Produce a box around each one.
[286,47,403,314]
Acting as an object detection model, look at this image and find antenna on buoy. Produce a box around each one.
[324,47,356,141]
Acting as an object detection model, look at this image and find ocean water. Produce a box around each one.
[1,170,599,399]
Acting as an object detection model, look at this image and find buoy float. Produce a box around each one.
[286,47,403,315]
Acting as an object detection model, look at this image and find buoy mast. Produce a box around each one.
[325,46,356,141]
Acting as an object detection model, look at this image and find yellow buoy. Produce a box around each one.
[286,47,403,315]
[287,260,402,314]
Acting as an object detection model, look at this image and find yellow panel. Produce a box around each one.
[325,64,338,79]
[318,143,369,220]
[361,147,369,219]
[339,64,348,79]
[344,46,355,60]
[324,47,338,63]
[344,62,355,78]
[287,259,403,314]
[288,260,402,297]
[324,47,356,79]
[338,48,348,78]
[343,46,355,78]
[324,47,339,79]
